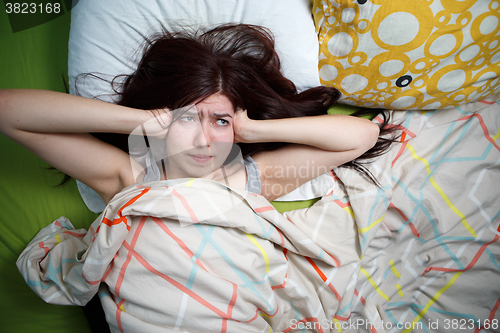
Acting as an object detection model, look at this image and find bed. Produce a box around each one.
[2,0,499,332]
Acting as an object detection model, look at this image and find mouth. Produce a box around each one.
[189,154,213,164]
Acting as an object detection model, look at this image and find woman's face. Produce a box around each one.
[165,93,235,179]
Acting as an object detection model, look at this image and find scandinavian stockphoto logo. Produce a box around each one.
[4,0,79,33]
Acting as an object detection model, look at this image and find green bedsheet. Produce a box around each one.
[0,8,96,333]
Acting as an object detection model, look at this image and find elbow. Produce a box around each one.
[361,120,380,151]
[0,89,12,111]
[0,90,24,138]
[0,89,7,112]
[0,90,11,133]
[370,121,381,147]
[0,90,22,139]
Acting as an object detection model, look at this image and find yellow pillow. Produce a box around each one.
[313,0,500,110]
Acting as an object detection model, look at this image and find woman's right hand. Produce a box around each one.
[139,108,173,138]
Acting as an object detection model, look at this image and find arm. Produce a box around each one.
[234,111,380,201]
[0,89,155,134]
[0,89,169,203]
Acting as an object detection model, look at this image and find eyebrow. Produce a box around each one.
[212,113,233,118]
[183,110,233,118]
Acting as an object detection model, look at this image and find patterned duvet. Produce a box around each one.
[17,97,500,332]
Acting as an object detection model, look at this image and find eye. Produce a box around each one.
[180,116,195,123]
[216,119,229,126]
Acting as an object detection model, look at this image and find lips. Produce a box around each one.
[189,154,213,164]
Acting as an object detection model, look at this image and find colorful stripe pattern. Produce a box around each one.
[341,97,500,332]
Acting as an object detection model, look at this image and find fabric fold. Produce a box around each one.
[18,178,363,332]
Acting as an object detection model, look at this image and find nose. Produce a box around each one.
[193,122,211,148]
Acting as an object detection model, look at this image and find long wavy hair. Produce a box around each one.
[85,23,397,184]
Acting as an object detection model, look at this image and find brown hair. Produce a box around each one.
[86,24,397,184]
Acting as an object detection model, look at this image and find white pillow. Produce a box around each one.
[68,0,322,212]
[68,0,320,100]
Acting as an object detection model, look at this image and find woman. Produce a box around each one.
[1,24,392,332]
[0,24,385,204]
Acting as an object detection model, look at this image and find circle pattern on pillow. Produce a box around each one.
[313,0,500,110]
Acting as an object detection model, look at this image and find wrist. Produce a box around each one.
[245,118,285,143]
[130,108,172,137]
[238,118,265,143]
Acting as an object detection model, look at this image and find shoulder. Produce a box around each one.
[252,144,343,201]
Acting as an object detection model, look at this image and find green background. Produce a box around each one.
[0,6,96,333]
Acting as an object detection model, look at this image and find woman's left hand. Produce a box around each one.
[233,108,254,143]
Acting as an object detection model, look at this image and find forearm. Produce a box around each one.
[244,114,380,152]
[0,89,153,136]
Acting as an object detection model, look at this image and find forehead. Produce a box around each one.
[195,93,235,115]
